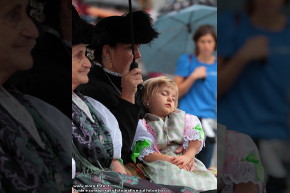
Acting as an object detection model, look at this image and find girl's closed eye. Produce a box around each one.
[161,91,168,96]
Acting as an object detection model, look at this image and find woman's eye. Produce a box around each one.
[8,8,20,21]
[77,53,82,59]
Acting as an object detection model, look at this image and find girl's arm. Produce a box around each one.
[171,140,201,169]
[143,152,173,162]
[183,140,202,158]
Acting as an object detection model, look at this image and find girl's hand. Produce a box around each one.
[170,155,192,168]
[187,159,196,172]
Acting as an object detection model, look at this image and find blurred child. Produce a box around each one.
[217,124,265,193]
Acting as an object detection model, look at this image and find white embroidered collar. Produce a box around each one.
[94,62,122,77]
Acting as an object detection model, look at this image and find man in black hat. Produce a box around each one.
[77,11,159,164]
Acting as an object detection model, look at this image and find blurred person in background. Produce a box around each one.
[218,0,290,192]
[0,0,71,192]
[7,0,72,118]
[174,24,217,168]
[217,124,264,193]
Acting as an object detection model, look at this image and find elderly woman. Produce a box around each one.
[0,0,71,192]
[77,11,159,164]
[71,7,203,193]
[71,6,126,175]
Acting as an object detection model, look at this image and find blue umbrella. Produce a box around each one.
[140,4,217,74]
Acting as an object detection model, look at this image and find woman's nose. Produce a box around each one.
[22,14,39,39]
[135,48,142,60]
[83,58,92,68]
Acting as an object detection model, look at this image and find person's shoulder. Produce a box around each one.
[84,96,106,109]
[24,95,63,114]
[24,95,70,120]
[172,109,199,120]
[179,53,191,60]
[180,111,201,123]
[84,95,114,115]
[185,113,199,121]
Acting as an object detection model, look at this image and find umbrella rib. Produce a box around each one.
[168,10,216,28]
[188,10,195,25]
[191,11,217,25]
[170,17,187,25]
[156,29,187,50]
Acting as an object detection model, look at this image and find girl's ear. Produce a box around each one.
[144,98,150,106]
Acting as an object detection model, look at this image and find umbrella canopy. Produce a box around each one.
[140,4,217,74]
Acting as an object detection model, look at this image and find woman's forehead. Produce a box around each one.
[72,44,87,55]
[0,0,28,10]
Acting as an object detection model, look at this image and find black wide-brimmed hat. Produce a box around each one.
[94,11,159,64]
[72,6,96,46]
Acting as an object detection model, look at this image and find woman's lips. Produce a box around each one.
[13,42,35,50]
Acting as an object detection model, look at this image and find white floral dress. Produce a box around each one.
[131,110,217,191]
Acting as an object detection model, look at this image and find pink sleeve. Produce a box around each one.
[183,114,205,154]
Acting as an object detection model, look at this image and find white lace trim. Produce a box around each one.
[138,144,156,161]
[221,162,264,193]
[183,128,204,154]
[94,62,122,77]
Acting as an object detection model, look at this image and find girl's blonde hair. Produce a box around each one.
[142,76,179,109]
